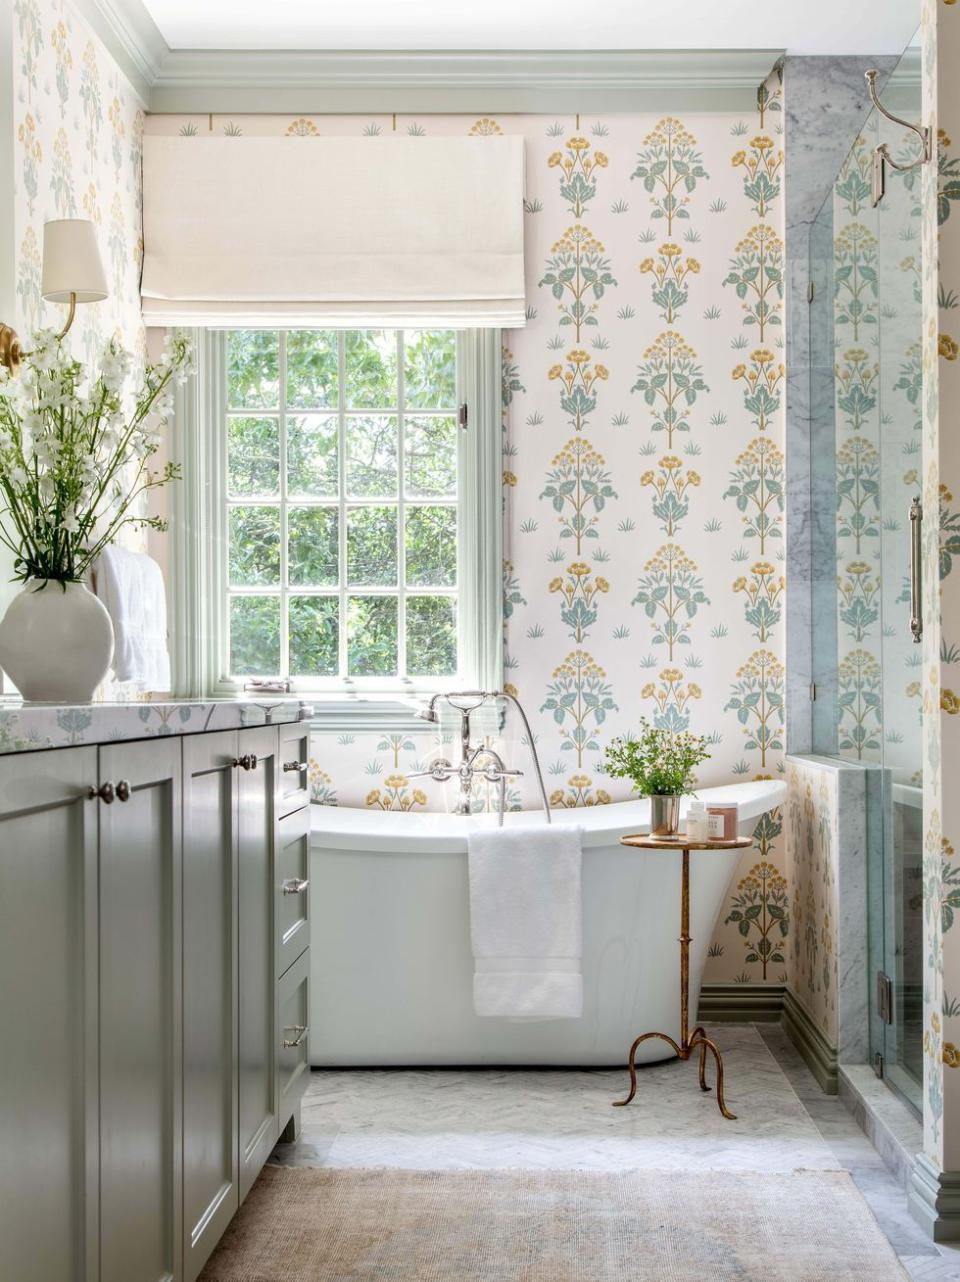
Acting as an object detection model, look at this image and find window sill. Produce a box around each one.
[303,695,432,735]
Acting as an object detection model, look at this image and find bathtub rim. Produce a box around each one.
[309,778,787,853]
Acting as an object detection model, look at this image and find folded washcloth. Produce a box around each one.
[467,824,583,1020]
[95,545,171,691]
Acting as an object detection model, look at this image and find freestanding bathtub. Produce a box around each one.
[308,779,786,1066]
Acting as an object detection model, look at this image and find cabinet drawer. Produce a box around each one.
[277,949,310,1129]
[277,807,310,977]
[278,724,310,816]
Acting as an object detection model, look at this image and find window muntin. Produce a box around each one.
[223,329,459,687]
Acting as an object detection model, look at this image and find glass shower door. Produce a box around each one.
[809,32,924,1112]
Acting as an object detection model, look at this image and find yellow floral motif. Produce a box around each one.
[731,135,783,216]
[944,1044,960,1069]
[641,454,701,536]
[470,118,502,135]
[639,243,701,323]
[549,775,611,809]
[640,667,702,726]
[942,688,960,715]
[940,334,958,361]
[539,225,616,341]
[547,348,609,433]
[631,117,708,234]
[549,561,610,643]
[366,774,427,812]
[724,224,784,342]
[733,561,785,643]
[732,347,785,433]
[503,470,517,487]
[548,135,609,217]
[286,118,319,136]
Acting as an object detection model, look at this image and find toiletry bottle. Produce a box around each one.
[687,799,707,841]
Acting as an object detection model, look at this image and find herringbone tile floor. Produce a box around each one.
[270,1023,960,1281]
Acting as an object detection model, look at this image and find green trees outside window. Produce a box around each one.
[225,329,459,683]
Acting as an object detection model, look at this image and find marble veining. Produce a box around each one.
[0,696,312,755]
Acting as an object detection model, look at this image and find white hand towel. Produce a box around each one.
[467,824,583,1020]
[95,546,171,691]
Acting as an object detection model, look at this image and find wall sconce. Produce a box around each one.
[0,218,108,374]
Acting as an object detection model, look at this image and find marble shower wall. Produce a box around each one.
[146,103,789,986]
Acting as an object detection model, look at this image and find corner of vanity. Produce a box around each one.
[0,696,314,1282]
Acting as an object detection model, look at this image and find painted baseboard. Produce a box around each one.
[696,982,786,1023]
[782,989,839,1095]
[909,1152,960,1243]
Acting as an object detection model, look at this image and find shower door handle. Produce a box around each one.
[909,496,923,644]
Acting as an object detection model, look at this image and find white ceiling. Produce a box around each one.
[139,0,919,56]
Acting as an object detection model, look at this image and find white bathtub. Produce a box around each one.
[308,780,786,1066]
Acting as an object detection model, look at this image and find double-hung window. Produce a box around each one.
[172,328,501,700]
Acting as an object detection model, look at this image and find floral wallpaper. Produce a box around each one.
[10,0,149,696]
[145,97,788,985]
[921,0,960,1173]
[12,0,145,371]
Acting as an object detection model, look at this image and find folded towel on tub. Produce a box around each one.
[467,824,583,1019]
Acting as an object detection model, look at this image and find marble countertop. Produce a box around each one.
[0,696,314,755]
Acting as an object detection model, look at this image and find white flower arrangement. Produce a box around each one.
[0,330,193,586]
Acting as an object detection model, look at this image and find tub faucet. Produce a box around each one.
[410,690,551,825]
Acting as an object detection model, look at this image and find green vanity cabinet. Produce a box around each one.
[0,745,100,1282]
[0,717,312,1282]
[182,731,239,1281]
[238,725,281,1203]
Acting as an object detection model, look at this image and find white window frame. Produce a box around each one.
[169,327,502,711]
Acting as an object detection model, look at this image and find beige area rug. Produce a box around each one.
[198,1164,909,1282]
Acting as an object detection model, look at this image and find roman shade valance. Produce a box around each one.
[141,135,526,328]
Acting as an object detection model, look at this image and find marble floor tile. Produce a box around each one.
[269,1022,957,1277]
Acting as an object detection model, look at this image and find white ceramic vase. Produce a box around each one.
[0,579,114,702]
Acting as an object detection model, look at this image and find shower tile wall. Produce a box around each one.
[145,99,789,985]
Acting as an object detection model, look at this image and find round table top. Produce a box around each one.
[620,833,753,851]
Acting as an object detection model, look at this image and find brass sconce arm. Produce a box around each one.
[0,292,78,376]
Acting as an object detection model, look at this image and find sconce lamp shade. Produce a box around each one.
[41,219,108,304]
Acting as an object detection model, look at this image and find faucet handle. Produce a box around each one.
[405,758,455,782]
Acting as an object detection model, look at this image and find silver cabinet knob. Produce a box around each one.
[282,1024,308,1049]
[116,780,131,803]
[281,877,309,895]
[88,781,115,804]
[283,760,308,773]
[232,754,257,771]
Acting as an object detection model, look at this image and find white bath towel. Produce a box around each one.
[95,546,171,690]
[467,824,583,1020]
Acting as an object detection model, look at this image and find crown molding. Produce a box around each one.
[63,10,783,116]
[72,0,167,103]
[148,48,783,113]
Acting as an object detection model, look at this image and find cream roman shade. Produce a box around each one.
[141,135,526,328]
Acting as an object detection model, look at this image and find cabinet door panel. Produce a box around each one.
[278,805,310,977]
[238,726,279,1199]
[0,747,98,1282]
[182,732,239,1281]
[99,739,182,1282]
[278,723,310,816]
[278,948,311,1131]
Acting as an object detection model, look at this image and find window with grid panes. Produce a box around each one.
[223,329,460,686]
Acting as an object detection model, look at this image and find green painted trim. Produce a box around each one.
[783,989,839,1095]
[909,1153,960,1243]
[71,0,165,104]
[308,702,433,735]
[150,50,782,114]
[459,330,503,693]
[696,982,786,1023]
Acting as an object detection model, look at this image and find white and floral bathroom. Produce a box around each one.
[2,0,960,1278]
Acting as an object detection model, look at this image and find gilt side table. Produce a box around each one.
[612,833,752,1121]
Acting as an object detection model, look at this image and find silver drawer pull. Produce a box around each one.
[282,877,309,895]
[88,781,115,804]
[116,779,131,803]
[282,1024,308,1049]
[283,760,308,774]
[232,754,257,771]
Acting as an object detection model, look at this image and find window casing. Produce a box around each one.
[169,328,502,704]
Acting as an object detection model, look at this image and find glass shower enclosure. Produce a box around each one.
[809,36,924,1111]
